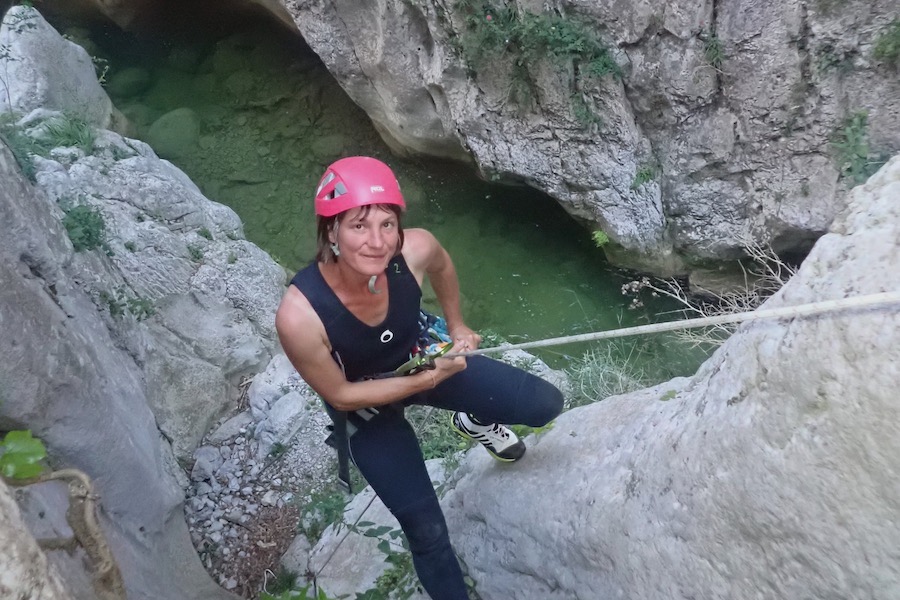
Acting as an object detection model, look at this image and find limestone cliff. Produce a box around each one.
[442,155,900,598]
[282,0,899,277]
[1,6,285,598]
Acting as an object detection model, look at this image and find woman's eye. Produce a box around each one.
[353,223,364,230]
[383,221,395,229]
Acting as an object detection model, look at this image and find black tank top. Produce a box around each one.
[290,254,422,381]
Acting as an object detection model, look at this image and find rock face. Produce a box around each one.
[0,7,285,599]
[441,155,900,598]
[0,479,74,600]
[283,0,900,276]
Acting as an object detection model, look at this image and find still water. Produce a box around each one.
[56,11,706,376]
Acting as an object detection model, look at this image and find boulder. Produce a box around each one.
[442,156,900,598]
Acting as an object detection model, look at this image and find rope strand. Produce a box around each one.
[446,291,900,358]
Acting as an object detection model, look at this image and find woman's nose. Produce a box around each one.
[367,228,385,247]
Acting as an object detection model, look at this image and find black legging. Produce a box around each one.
[346,356,564,599]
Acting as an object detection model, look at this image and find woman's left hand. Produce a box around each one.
[450,324,481,353]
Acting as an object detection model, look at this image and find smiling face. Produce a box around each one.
[329,205,402,276]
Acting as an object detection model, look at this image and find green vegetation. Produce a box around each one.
[456,3,619,77]
[702,31,724,71]
[565,343,653,409]
[873,18,900,64]
[0,113,96,181]
[198,227,213,240]
[260,586,335,600]
[98,287,155,321]
[41,114,96,155]
[631,163,657,190]
[591,230,610,248]
[659,390,677,402]
[816,42,856,75]
[570,93,602,126]
[187,244,204,262]
[0,430,47,479]
[831,111,887,185]
[264,567,300,597]
[268,441,287,459]
[407,405,470,461]
[455,2,619,118]
[0,114,40,181]
[296,487,349,542]
[63,204,107,252]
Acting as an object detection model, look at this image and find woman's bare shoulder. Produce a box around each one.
[402,228,439,269]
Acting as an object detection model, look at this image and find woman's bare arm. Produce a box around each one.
[275,285,465,412]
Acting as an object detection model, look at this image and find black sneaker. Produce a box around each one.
[451,412,526,462]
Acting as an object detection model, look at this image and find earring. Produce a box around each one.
[330,242,340,257]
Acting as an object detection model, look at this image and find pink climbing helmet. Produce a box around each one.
[314,156,406,217]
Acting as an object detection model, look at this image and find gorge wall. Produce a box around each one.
[440,155,900,598]
[34,0,900,278]
[282,0,899,279]
[1,6,285,598]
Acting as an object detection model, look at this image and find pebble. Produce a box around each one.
[183,376,335,587]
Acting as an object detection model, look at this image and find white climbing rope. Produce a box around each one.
[447,290,900,358]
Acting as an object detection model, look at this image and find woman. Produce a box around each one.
[276,156,563,599]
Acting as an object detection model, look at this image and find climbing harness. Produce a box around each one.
[307,289,900,593]
[324,311,454,493]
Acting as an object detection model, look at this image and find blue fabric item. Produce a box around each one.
[346,355,563,599]
[290,255,422,381]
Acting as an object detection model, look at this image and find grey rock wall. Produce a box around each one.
[283,0,900,277]
[0,7,286,599]
[441,155,900,598]
[0,479,74,600]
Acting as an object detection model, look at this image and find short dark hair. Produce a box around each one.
[315,203,405,263]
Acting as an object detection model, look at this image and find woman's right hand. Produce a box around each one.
[432,353,467,384]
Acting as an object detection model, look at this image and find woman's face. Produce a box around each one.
[331,206,400,276]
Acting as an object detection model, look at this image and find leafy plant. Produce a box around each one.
[591,230,610,248]
[265,567,300,596]
[198,227,213,240]
[407,405,470,461]
[831,111,887,185]
[817,43,855,75]
[570,93,602,126]
[455,3,619,117]
[98,287,155,321]
[187,244,204,262]
[873,18,900,64]
[40,114,96,155]
[269,441,288,459]
[702,31,724,70]
[353,525,419,600]
[1,430,48,479]
[260,585,335,600]
[63,204,107,252]
[297,487,349,542]
[631,163,657,190]
[0,114,40,181]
